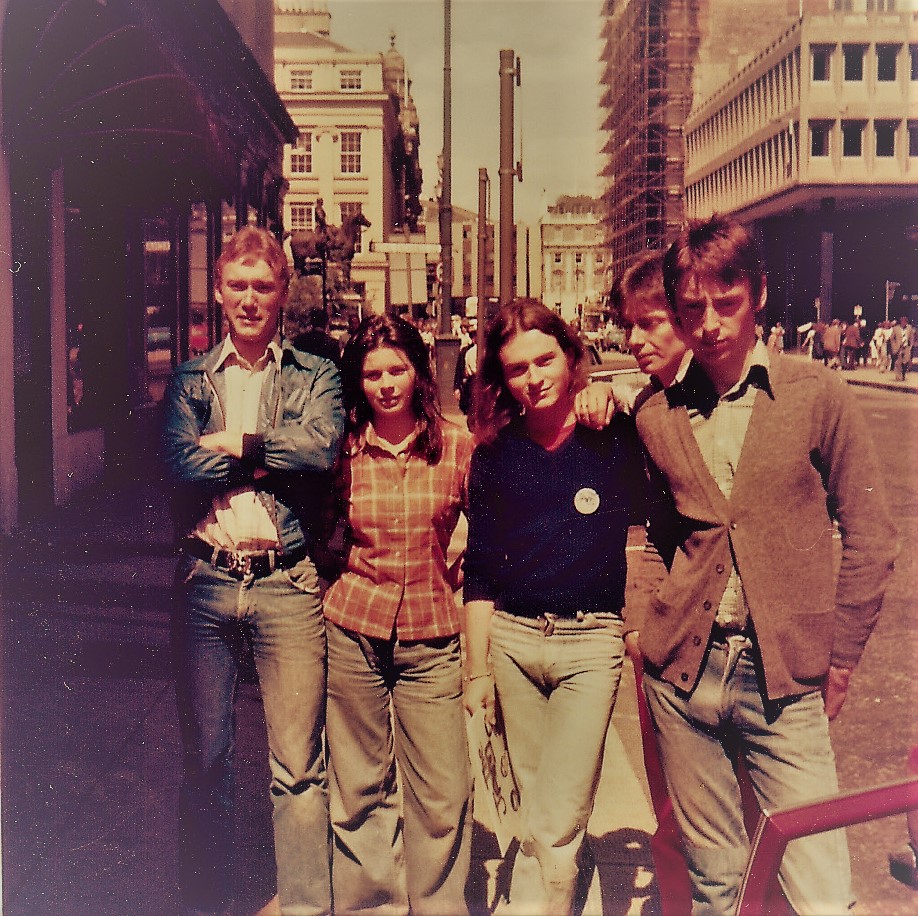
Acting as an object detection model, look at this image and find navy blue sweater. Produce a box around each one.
[464,415,647,617]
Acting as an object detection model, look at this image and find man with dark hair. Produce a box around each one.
[630,214,898,914]
[161,226,344,915]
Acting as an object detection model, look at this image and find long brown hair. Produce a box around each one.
[472,298,587,444]
[340,314,443,463]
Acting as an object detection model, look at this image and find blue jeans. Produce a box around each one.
[643,636,852,916]
[490,610,625,914]
[172,554,331,915]
[325,621,472,915]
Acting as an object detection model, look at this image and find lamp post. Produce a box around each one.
[435,0,460,406]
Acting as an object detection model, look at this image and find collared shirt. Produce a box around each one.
[687,341,772,630]
[194,336,283,550]
[323,422,473,641]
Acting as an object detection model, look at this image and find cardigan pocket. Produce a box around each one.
[783,610,834,682]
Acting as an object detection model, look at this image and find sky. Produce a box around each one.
[327,0,604,226]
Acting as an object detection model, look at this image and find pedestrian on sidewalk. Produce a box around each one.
[160,226,344,916]
[766,321,784,353]
[322,314,473,914]
[890,314,915,382]
[843,319,863,370]
[463,299,651,914]
[631,214,899,915]
[822,319,842,369]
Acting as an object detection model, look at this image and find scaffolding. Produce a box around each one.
[598,0,700,293]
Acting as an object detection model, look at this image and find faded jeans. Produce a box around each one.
[172,554,331,915]
[644,635,852,916]
[325,621,472,916]
[490,610,625,915]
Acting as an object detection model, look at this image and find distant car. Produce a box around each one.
[604,325,627,353]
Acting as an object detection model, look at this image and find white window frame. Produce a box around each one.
[290,69,313,92]
[290,132,313,175]
[289,202,314,231]
[340,69,362,91]
[340,131,362,174]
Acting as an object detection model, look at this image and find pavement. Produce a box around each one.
[1,357,916,915]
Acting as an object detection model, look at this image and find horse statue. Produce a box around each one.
[327,212,371,279]
[287,211,371,280]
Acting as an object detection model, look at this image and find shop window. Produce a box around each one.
[142,219,176,404]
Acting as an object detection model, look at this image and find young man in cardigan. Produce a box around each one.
[629,215,898,914]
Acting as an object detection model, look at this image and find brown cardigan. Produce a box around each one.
[630,354,899,701]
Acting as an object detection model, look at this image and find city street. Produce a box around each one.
[1,368,916,915]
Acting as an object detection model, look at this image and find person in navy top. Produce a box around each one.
[463,298,648,914]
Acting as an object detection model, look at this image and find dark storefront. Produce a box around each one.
[1,0,296,526]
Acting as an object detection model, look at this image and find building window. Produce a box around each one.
[290,69,313,92]
[290,203,314,230]
[575,252,583,264]
[340,131,361,173]
[340,70,362,91]
[339,202,365,253]
[843,45,865,81]
[810,122,831,157]
[554,252,562,264]
[909,122,918,157]
[833,0,852,9]
[875,121,896,157]
[841,121,863,156]
[290,133,312,174]
[867,0,896,9]
[877,45,898,81]
[812,46,832,82]
[911,45,918,80]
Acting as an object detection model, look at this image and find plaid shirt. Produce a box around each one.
[323,421,473,640]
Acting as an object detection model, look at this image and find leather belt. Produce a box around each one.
[710,622,751,645]
[182,538,308,580]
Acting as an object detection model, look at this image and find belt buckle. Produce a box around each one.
[226,551,253,579]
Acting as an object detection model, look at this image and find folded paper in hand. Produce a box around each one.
[467,705,521,856]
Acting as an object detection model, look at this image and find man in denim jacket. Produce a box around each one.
[161,226,343,915]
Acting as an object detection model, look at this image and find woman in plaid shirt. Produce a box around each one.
[323,315,473,914]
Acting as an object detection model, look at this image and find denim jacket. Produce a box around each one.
[160,338,345,554]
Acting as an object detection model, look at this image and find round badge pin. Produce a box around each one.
[574,487,600,515]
